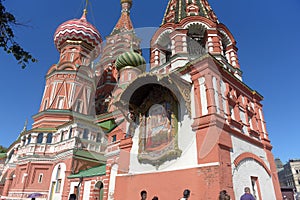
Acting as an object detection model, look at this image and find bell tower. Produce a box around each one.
[150,0,241,79]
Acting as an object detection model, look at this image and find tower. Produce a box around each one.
[33,10,102,128]
[150,0,241,79]
[1,8,106,200]
[107,0,282,199]
[95,0,142,115]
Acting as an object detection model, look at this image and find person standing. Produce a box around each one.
[240,187,255,200]
[219,190,231,200]
[141,190,147,200]
[180,189,190,200]
[152,196,158,200]
[68,194,76,200]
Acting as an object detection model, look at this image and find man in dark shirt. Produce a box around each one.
[240,187,255,200]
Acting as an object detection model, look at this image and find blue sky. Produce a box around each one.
[0,0,299,163]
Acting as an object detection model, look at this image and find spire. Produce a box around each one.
[111,0,134,35]
[162,0,218,25]
[21,119,28,133]
[81,0,89,20]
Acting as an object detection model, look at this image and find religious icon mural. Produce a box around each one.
[137,85,182,167]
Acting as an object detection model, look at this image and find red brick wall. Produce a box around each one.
[114,166,222,200]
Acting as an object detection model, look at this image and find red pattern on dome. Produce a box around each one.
[54,13,102,56]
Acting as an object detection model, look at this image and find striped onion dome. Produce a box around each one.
[115,51,146,71]
[54,12,102,57]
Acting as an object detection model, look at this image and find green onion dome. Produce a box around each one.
[115,51,146,71]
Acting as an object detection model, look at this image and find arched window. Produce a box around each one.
[70,53,75,62]
[43,99,48,110]
[75,100,83,113]
[156,32,172,65]
[37,133,43,144]
[46,133,53,144]
[68,127,73,139]
[187,24,206,58]
[55,165,62,193]
[83,129,89,140]
[21,137,26,146]
[60,132,64,142]
[95,181,104,200]
[57,97,64,109]
[27,134,31,145]
[96,133,102,143]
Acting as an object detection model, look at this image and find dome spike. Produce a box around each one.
[81,0,88,20]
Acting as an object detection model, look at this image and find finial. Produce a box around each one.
[85,0,89,11]
[121,0,132,11]
[82,0,88,18]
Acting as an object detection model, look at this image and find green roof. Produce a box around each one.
[98,119,116,131]
[68,165,106,178]
[74,149,106,163]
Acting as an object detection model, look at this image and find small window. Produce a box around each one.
[38,173,43,183]
[68,127,73,139]
[112,135,117,142]
[37,133,43,144]
[27,135,31,145]
[75,100,82,113]
[70,53,75,62]
[248,115,253,129]
[55,179,62,193]
[57,97,64,109]
[83,129,89,140]
[82,57,86,65]
[43,99,48,110]
[60,132,64,142]
[96,133,102,142]
[229,106,235,120]
[56,165,61,180]
[46,133,53,144]
[251,176,261,200]
[22,174,26,183]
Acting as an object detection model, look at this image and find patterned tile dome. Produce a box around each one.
[115,51,146,71]
[54,12,102,57]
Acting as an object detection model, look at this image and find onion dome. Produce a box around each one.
[121,0,132,4]
[115,51,146,71]
[54,11,102,57]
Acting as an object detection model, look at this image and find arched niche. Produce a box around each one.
[155,30,172,64]
[95,181,104,200]
[115,73,192,167]
[186,23,207,58]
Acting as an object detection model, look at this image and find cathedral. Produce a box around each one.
[0,0,282,199]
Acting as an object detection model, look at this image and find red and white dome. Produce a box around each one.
[54,13,102,57]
